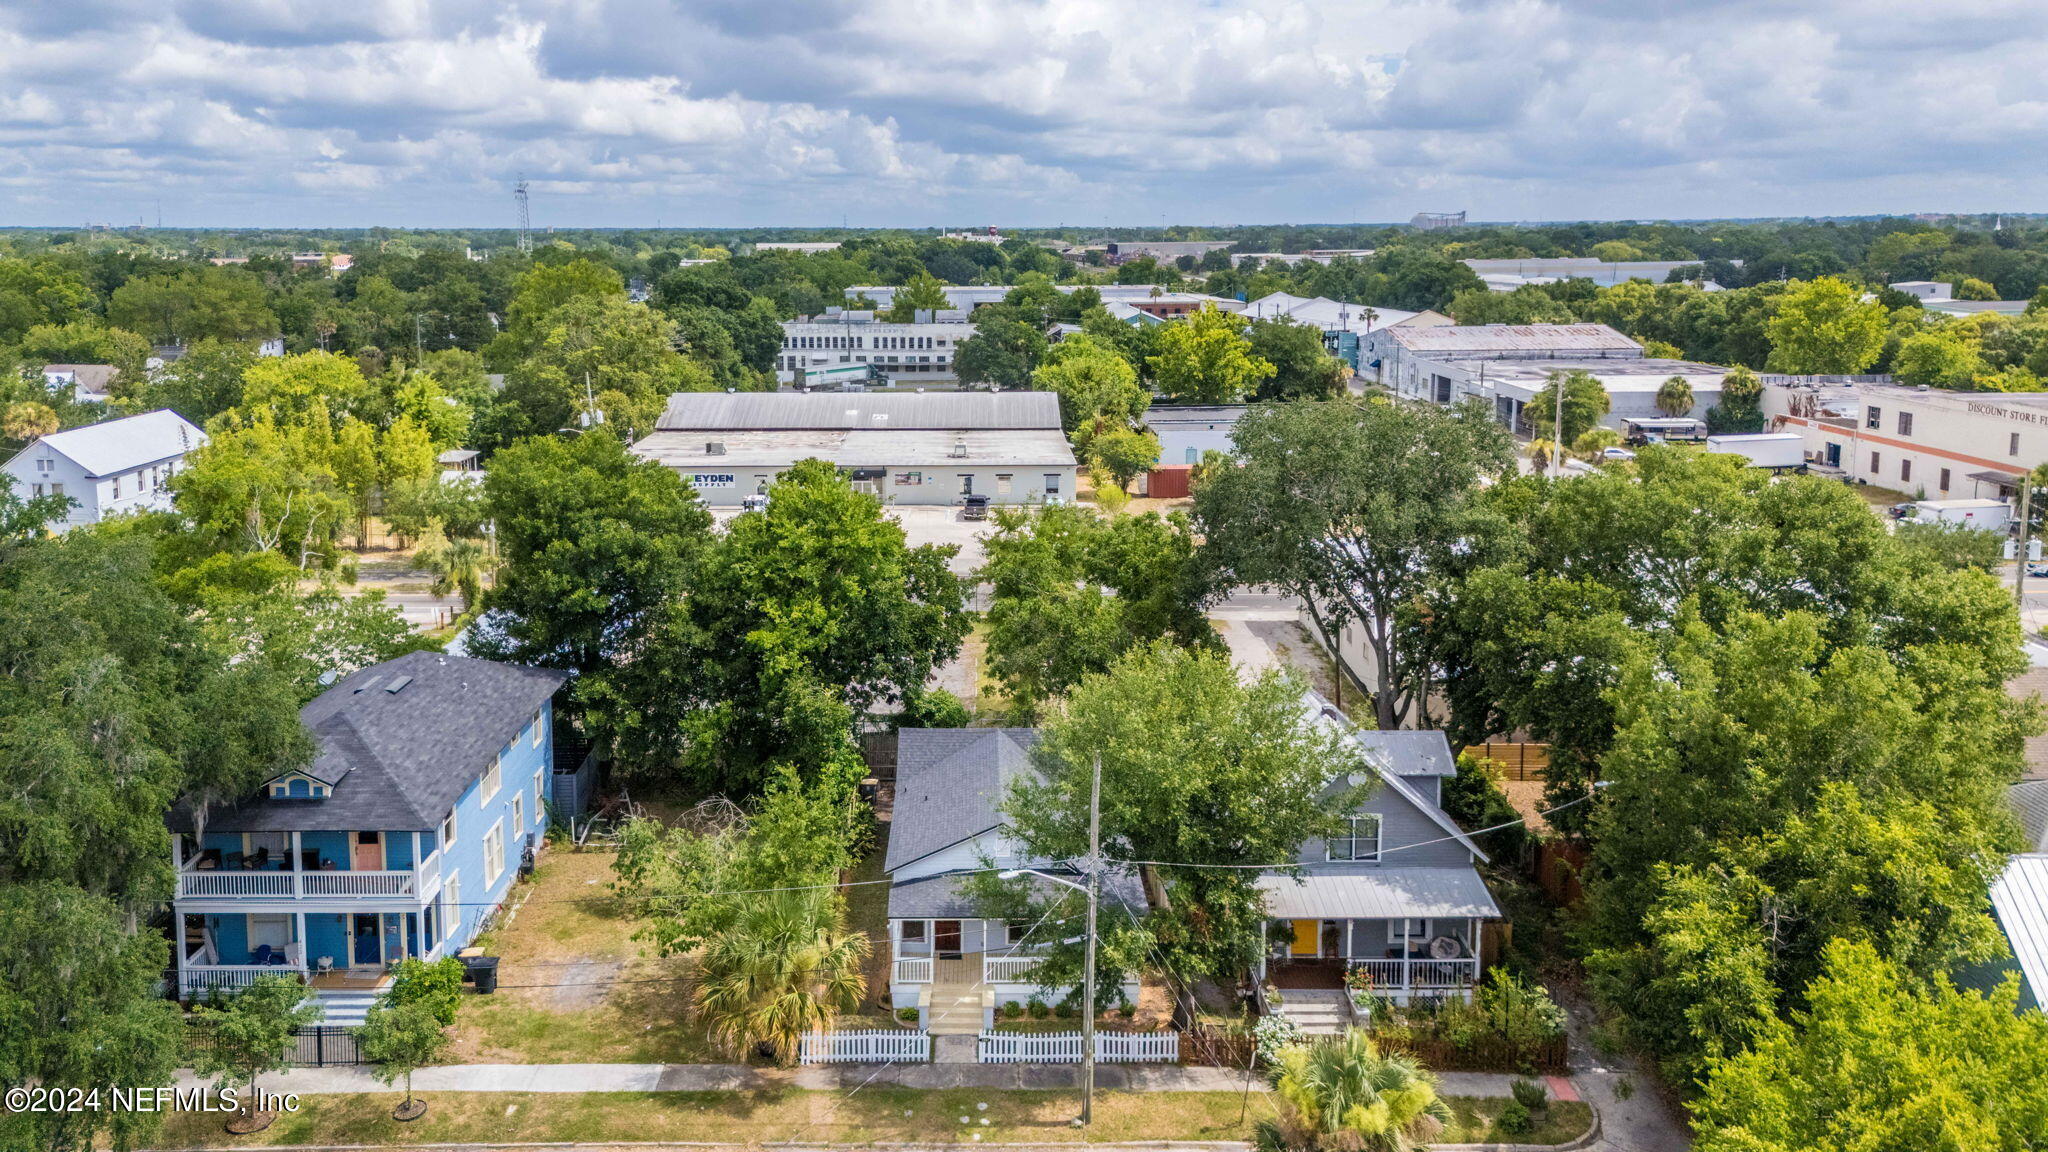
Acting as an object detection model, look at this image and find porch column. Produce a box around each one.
[174,912,188,998]
[888,919,901,982]
[289,830,303,896]
[294,912,307,976]
[1345,920,1355,962]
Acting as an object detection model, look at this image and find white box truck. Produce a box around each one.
[1906,499,2011,533]
[1705,432,1806,471]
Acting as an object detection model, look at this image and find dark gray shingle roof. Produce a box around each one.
[884,728,1040,873]
[173,651,568,833]
[886,869,1147,920]
[2014,780,2048,854]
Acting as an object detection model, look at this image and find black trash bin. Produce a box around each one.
[463,954,500,994]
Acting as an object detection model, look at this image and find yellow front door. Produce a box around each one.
[1291,919,1320,958]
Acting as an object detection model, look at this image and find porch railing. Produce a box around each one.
[180,964,307,997]
[1346,956,1480,990]
[892,956,934,984]
[178,868,423,901]
[983,953,1042,983]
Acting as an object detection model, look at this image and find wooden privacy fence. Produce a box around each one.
[186,1023,363,1067]
[976,1030,1178,1064]
[1180,1026,1257,1068]
[1467,742,1550,782]
[798,1029,930,1065]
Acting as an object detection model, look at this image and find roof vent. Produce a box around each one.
[706,441,726,455]
[353,675,383,694]
[950,440,968,458]
[384,675,413,694]
[872,413,888,425]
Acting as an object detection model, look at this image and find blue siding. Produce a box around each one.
[306,913,349,968]
[175,699,558,971]
[435,700,553,954]
[302,831,349,870]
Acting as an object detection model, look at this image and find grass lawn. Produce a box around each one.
[843,843,896,1014]
[154,1089,1590,1148]
[447,847,720,1065]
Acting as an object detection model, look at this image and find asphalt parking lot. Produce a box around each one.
[711,502,992,577]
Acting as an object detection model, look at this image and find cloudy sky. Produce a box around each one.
[2,0,2045,228]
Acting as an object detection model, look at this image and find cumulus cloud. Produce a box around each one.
[0,0,2042,225]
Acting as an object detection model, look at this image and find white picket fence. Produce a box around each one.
[976,1030,1179,1064]
[798,1029,931,1065]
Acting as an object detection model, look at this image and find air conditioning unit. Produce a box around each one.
[950,440,968,458]
[706,441,726,455]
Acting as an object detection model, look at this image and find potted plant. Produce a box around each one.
[1343,965,1376,1018]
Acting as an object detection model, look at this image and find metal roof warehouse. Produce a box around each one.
[632,392,1077,506]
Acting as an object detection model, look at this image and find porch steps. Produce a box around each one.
[313,990,379,1027]
[1275,988,1351,1037]
[925,989,988,1035]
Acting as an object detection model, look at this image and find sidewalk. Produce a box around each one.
[174,1062,1266,1095]
[173,1062,1527,1097]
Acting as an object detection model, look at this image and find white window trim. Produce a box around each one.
[512,793,525,837]
[481,757,503,804]
[441,810,457,850]
[533,769,546,824]
[1389,918,1433,945]
[483,821,505,888]
[1326,814,1382,863]
[531,709,544,748]
[440,872,460,945]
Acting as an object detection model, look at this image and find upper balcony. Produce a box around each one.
[176,844,443,904]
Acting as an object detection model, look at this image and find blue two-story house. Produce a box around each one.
[168,651,566,1019]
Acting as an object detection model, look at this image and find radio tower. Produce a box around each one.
[514,177,533,254]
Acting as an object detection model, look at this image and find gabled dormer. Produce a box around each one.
[263,771,335,800]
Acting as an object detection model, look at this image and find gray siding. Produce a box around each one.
[1297,783,1475,870]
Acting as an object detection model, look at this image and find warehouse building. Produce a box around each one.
[1766,382,2046,498]
[631,392,1077,507]
[776,311,971,385]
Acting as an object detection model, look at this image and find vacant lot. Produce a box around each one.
[448,848,716,1064]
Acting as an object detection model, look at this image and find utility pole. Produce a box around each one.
[1080,752,1101,1128]
[2018,472,2035,611]
[1551,374,1564,478]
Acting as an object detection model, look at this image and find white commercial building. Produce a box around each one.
[1766,382,2046,499]
[1360,323,1726,431]
[777,313,971,385]
[1435,357,1728,434]
[2,409,207,532]
[847,284,1242,317]
[631,392,1076,507]
[1462,257,1733,291]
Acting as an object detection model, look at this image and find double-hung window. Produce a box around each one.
[481,756,502,803]
[483,822,505,887]
[1327,814,1382,862]
[533,768,547,824]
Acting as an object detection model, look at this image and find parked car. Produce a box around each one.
[742,494,770,512]
[1600,447,1637,461]
[1888,503,1915,521]
[961,494,991,520]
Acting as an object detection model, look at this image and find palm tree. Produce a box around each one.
[1572,427,1623,461]
[1260,1031,1453,1152]
[693,888,869,1065]
[1654,375,1695,417]
[1525,437,1564,474]
[414,520,492,612]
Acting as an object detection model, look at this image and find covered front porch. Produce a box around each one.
[1254,868,1499,1007]
[176,907,442,999]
